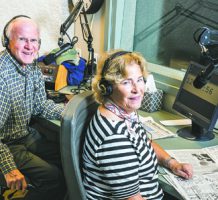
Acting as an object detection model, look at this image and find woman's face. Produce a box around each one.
[110,63,145,114]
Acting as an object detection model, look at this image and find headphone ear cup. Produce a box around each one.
[99,51,131,96]
[2,33,9,47]
[99,79,113,96]
[38,39,41,50]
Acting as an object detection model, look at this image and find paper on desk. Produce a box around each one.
[139,116,177,139]
[163,146,218,200]
[159,119,191,126]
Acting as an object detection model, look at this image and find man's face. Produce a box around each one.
[8,20,40,66]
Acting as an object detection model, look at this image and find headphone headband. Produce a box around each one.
[2,15,31,48]
[101,51,131,77]
[99,50,131,96]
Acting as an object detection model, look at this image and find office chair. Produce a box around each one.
[60,91,98,200]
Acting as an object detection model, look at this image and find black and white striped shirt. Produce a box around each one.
[83,109,163,199]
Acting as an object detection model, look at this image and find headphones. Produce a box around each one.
[99,51,130,96]
[2,15,41,49]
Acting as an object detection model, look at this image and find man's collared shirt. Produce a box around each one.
[0,50,64,174]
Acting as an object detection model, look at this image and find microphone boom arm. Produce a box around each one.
[79,9,95,85]
[59,0,84,45]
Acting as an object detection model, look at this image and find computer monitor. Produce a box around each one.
[173,61,218,141]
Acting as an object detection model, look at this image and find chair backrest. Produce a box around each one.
[60,91,98,200]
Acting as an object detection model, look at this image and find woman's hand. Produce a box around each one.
[150,141,193,180]
[168,159,193,179]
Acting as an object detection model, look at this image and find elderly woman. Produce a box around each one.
[82,50,193,200]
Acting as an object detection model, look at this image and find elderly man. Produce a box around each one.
[0,15,66,200]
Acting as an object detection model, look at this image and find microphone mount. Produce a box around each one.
[79,8,95,83]
[57,0,104,90]
[194,27,218,58]
[192,27,218,88]
[58,0,84,46]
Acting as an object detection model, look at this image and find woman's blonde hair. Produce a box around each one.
[92,49,148,104]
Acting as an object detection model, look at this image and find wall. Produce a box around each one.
[0,0,105,60]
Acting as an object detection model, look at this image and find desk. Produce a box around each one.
[58,85,78,95]
[138,110,218,149]
[35,109,218,200]
[31,117,60,143]
[138,110,218,199]
[58,85,90,95]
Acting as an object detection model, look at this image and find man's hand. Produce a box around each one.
[4,169,27,192]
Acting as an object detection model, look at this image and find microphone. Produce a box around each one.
[193,63,217,89]
[43,43,73,65]
[195,27,218,46]
[43,36,78,65]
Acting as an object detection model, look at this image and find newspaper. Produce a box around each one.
[139,116,177,140]
[162,145,218,200]
[166,148,218,174]
[163,172,218,200]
